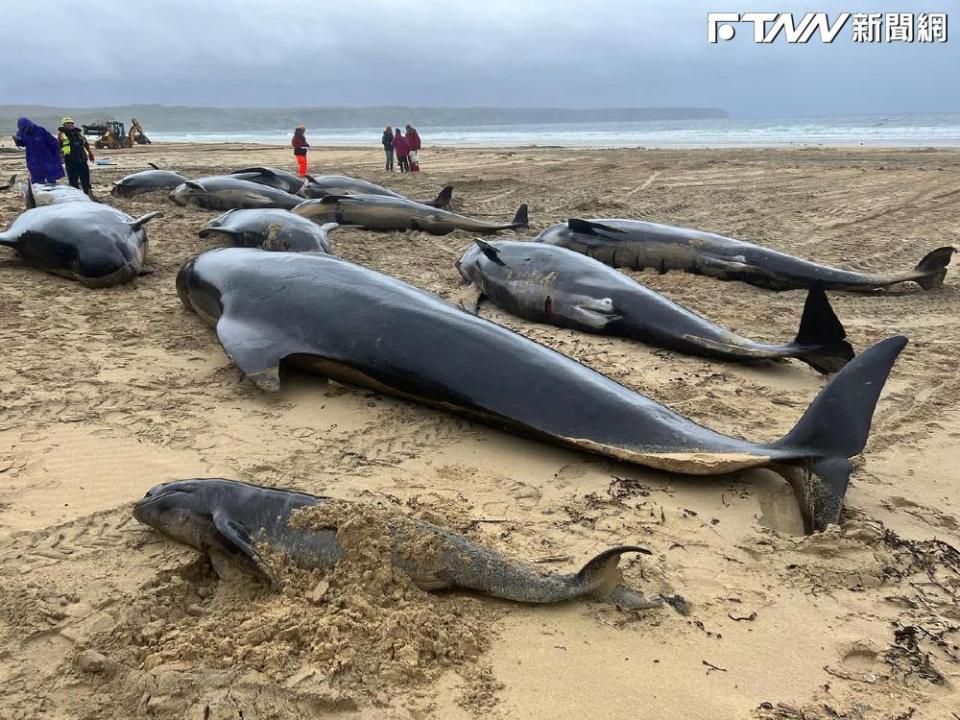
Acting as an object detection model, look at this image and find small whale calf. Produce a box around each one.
[200,209,335,253]
[457,240,854,373]
[538,218,956,292]
[177,248,906,532]
[134,478,680,610]
[294,194,528,235]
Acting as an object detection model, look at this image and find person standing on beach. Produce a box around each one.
[58,117,95,196]
[382,126,394,171]
[393,128,410,173]
[292,125,310,176]
[405,124,422,172]
[13,117,65,184]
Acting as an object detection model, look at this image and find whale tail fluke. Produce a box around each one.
[792,282,855,374]
[772,335,907,532]
[913,246,956,290]
[510,203,529,229]
[427,185,454,209]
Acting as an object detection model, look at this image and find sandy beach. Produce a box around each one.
[1,143,958,719]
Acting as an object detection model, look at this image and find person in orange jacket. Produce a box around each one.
[292,125,310,176]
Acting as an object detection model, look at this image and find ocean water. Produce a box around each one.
[147,112,960,148]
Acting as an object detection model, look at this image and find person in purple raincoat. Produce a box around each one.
[13,117,65,184]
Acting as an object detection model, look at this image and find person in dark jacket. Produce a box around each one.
[292,125,309,176]
[58,117,95,196]
[393,128,410,173]
[381,126,394,171]
[13,117,65,184]
[405,124,422,172]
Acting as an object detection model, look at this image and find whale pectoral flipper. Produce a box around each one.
[215,315,291,391]
[211,511,265,575]
[454,284,485,315]
[129,212,163,231]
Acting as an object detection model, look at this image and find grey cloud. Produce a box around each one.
[2,0,956,116]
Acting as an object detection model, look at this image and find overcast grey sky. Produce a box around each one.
[3,0,957,117]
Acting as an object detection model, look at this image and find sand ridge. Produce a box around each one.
[0,143,958,718]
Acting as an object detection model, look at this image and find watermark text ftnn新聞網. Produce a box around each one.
[707,12,948,44]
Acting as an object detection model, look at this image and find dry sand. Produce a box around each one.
[1,143,958,719]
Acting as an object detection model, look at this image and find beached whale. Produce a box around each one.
[134,478,680,611]
[0,201,160,287]
[537,218,956,292]
[112,164,188,197]
[177,248,907,533]
[457,240,854,373]
[293,194,527,235]
[231,166,306,195]
[300,174,454,208]
[199,209,335,253]
[170,176,303,211]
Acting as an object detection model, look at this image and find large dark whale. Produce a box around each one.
[133,478,678,610]
[230,166,306,195]
[293,194,527,235]
[112,164,188,197]
[300,174,454,208]
[199,209,335,253]
[537,218,955,292]
[0,202,160,287]
[457,240,854,373]
[170,177,303,211]
[176,248,907,533]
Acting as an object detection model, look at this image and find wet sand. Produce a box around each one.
[1,143,958,719]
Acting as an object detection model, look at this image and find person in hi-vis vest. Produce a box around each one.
[58,117,95,196]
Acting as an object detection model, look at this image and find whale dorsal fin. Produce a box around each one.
[184,180,206,191]
[473,239,505,266]
[147,162,160,170]
[567,219,627,235]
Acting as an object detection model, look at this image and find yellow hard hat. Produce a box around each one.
[62,116,74,124]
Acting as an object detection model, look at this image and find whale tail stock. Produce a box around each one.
[770,335,907,533]
[913,246,956,290]
[445,540,683,611]
[791,282,855,374]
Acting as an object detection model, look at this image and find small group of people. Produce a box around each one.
[13,116,97,196]
[381,125,421,173]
